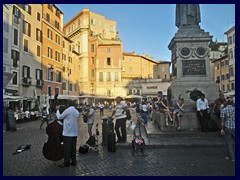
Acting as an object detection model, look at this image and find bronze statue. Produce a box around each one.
[176,4,201,28]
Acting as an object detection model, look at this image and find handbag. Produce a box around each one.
[126,109,131,120]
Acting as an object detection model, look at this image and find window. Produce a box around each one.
[216,63,220,70]
[91,57,94,64]
[37,12,40,21]
[24,4,31,15]
[222,85,225,92]
[56,10,60,18]
[22,65,30,78]
[225,60,229,66]
[48,87,51,96]
[11,50,19,60]
[107,58,111,65]
[55,20,59,29]
[229,50,233,59]
[99,72,103,81]
[91,69,94,77]
[48,66,53,81]
[68,57,72,63]
[13,29,18,46]
[55,34,60,44]
[48,4,53,11]
[63,41,65,48]
[107,72,111,81]
[55,88,59,95]
[226,73,230,79]
[47,29,52,39]
[46,13,50,22]
[12,72,17,85]
[3,38,8,53]
[35,69,41,80]
[56,70,61,82]
[107,48,110,53]
[47,47,52,58]
[231,83,235,90]
[24,39,28,52]
[37,45,40,57]
[221,75,225,80]
[228,36,233,45]
[216,76,220,83]
[62,53,66,61]
[229,67,234,77]
[36,29,42,42]
[91,44,94,52]
[3,11,9,33]
[23,21,31,37]
[55,51,60,62]
[227,84,230,91]
[62,82,66,90]
[74,84,77,92]
[220,61,224,67]
[69,83,72,91]
[115,72,119,81]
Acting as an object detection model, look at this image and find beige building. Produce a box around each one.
[225,26,235,97]
[16,4,43,111]
[64,8,123,97]
[209,41,228,80]
[212,53,230,93]
[3,5,20,98]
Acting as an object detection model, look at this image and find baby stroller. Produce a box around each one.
[131,115,146,155]
[79,123,100,153]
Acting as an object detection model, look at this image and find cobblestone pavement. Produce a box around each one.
[3,109,235,176]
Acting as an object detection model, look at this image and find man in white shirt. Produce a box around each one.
[56,100,80,167]
[196,93,209,132]
[111,96,127,143]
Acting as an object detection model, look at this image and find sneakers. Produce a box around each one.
[166,121,169,127]
[177,126,181,131]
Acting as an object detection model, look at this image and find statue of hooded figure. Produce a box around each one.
[176,4,201,28]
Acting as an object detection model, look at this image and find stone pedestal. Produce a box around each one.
[168,26,219,101]
[167,25,219,130]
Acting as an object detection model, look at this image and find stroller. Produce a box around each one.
[131,115,146,155]
[79,123,100,154]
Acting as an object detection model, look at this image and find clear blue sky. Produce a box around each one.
[56,4,235,61]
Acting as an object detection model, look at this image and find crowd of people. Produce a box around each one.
[4,90,235,165]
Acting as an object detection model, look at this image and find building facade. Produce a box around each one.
[224,26,235,97]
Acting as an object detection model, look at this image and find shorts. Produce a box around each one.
[173,109,184,117]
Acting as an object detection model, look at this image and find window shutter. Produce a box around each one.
[22,66,25,77]
[35,69,38,79]
[27,66,30,78]
[40,70,43,80]
[28,24,31,37]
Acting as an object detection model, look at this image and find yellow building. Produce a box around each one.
[41,4,64,103]
[63,8,123,97]
[122,52,156,79]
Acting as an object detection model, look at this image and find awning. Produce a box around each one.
[125,95,143,99]
[3,95,26,102]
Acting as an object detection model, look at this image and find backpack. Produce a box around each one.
[126,109,131,120]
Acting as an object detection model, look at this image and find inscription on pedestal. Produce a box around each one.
[182,59,206,75]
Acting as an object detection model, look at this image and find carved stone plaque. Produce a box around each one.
[182,59,206,75]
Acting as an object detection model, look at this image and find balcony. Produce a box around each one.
[22,77,31,86]
[36,79,44,87]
